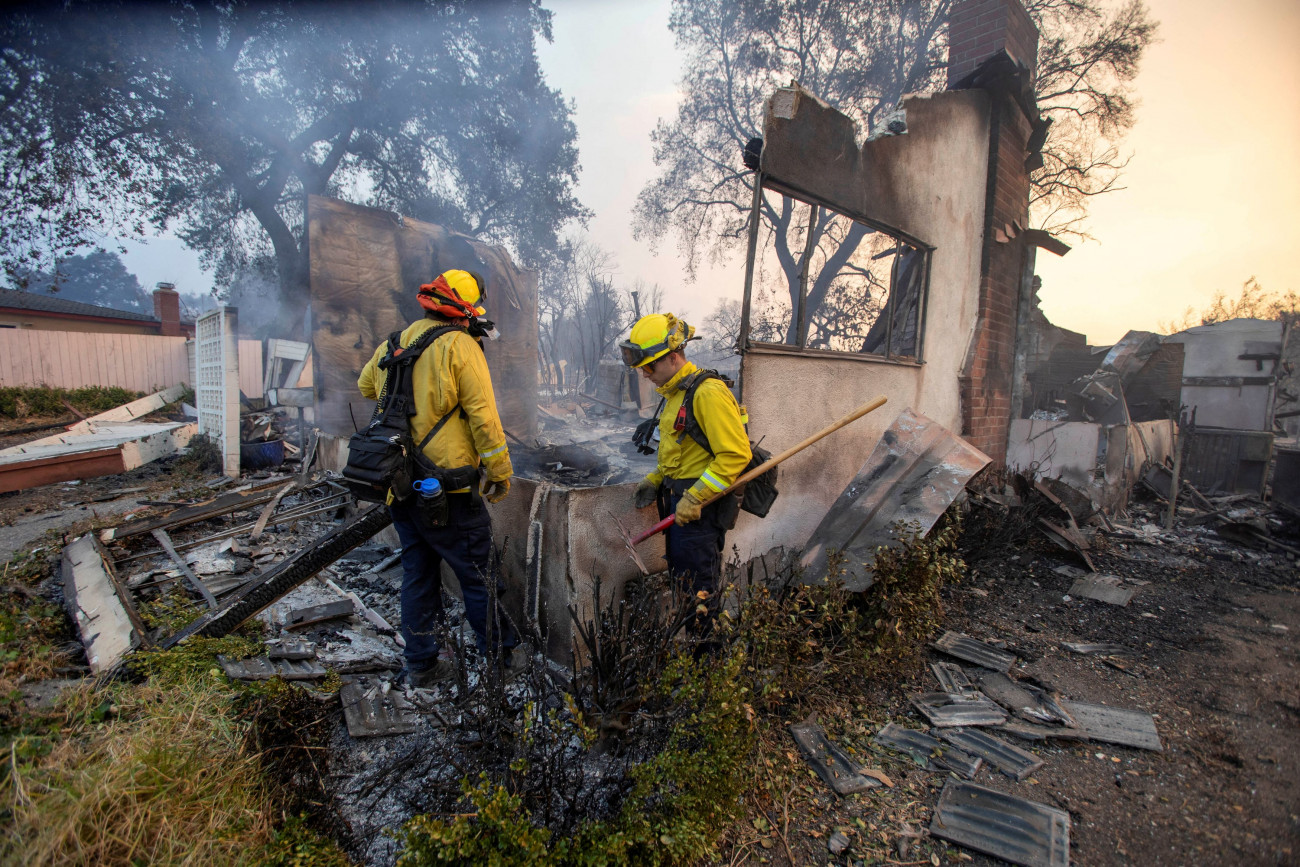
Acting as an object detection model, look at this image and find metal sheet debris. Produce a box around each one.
[218,655,327,681]
[929,779,1070,867]
[933,631,1018,672]
[931,661,978,696]
[286,598,356,629]
[267,638,317,660]
[799,409,991,591]
[978,672,1076,727]
[1061,642,1129,656]
[1068,574,1135,607]
[935,728,1045,781]
[340,675,419,738]
[1060,700,1163,751]
[874,723,982,778]
[789,718,882,795]
[910,692,1008,728]
[995,721,1090,743]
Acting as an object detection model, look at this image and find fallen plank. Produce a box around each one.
[62,535,143,675]
[66,384,188,432]
[105,475,299,541]
[930,780,1070,867]
[150,529,218,610]
[800,408,991,591]
[285,598,356,630]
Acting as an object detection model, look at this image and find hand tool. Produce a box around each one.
[617,395,888,573]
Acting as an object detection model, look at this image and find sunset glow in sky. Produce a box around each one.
[123,0,1300,348]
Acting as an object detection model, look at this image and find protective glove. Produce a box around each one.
[481,476,511,504]
[674,489,706,526]
[634,477,659,509]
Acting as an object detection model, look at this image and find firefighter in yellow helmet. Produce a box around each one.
[357,268,521,687]
[621,313,751,630]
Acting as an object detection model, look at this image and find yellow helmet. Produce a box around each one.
[619,313,695,368]
[417,269,487,318]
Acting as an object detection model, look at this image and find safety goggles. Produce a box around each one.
[618,337,671,368]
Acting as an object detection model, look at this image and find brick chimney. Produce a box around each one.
[153,283,181,337]
[947,0,1038,88]
[949,0,1039,463]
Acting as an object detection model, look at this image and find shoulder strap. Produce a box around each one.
[373,324,466,428]
[676,368,732,455]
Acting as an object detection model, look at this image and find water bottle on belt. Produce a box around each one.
[412,477,448,527]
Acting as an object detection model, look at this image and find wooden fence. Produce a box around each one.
[0,329,266,397]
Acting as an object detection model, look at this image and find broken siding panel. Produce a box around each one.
[239,339,264,399]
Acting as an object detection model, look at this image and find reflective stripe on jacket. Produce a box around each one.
[646,361,751,501]
[357,318,512,489]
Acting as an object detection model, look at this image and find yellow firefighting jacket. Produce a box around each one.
[644,361,751,501]
[357,319,512,492]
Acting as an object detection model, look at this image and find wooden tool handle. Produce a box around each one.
[631,395,888,545]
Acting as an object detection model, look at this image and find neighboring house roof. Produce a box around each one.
[0,289,158,324]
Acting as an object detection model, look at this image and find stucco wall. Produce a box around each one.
[1164,318,1282,431]
[732,89,991,562]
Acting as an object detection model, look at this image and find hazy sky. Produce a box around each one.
[121,0,1299,345]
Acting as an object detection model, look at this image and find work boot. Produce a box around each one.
[408,657,456,689]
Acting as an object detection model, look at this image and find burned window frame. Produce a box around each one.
[736,171,934,366]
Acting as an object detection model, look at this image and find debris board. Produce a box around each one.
[1068,574,1135,607]
[107,477,296,541]
[218,655,327,681]
[978,672,1076,727]
[930,780,1070,867]
[933,631,1018,672]
[789,719,881,795]
[0,422,196,494]
[800,408,990,591]
[62,535,140,675]
[286,598,356,629]
[1060,700,1163,751]
[268,638,317,660]
[931,661,977,696]
[995,721,1090,743]
[1061,642,1129,656]
[340,676,419,738]
[911,692,1008,728]
[872,723,980,777]
[66,384,189,432]
[936,728,1045,781]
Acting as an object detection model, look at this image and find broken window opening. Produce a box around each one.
[741,189,930,362]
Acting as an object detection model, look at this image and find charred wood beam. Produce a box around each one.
[159,505,393,647]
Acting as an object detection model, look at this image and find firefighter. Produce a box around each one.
[620,313,751,629]
[357,269,521,688]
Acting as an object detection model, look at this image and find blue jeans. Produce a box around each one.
[390,494,517,670]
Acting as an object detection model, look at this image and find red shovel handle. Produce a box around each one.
[632,514,676,546]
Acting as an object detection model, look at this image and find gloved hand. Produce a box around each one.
[481,476,511,504]
[674,489,706,525]
[634,477,659,509]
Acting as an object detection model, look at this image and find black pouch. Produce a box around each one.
[738,443,778,517]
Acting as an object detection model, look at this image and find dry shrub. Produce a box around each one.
[3,680,277,866]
